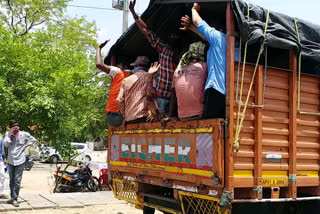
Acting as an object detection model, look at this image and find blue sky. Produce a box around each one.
[66,0,320,54]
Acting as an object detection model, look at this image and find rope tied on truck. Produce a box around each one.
[294,19,320,113]
[293,18,320,116]
[234,2,270,151]
[294,17,302,113]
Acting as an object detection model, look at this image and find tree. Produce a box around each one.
[0,0,69,36]
[0,0,110,157]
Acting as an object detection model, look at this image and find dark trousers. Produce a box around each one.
[126,117,147,124]
[106,112,123,126]
[8,163,24,200]
[203,88,226,119]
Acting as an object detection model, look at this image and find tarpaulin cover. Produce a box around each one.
[232,0,320,64]
[106,0,320,75]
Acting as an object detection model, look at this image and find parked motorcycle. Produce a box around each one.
[54,164,100,193]
[24,155,34,171]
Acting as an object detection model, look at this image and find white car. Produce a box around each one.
[40,142,93,163]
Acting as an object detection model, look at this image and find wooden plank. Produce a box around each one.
[288,50,297,198]
[253,65,264,199]
[108,127,112,169]
[110,167,217,187]
[213,125,225,186]
[234,177,254,188]
[226,3,235,192]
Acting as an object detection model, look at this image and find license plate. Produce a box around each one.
[261,178,287,186]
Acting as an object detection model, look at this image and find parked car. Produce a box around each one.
[40,143,93,163]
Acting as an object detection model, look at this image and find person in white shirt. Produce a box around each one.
[0,125,8,199]
[3,120,36,207]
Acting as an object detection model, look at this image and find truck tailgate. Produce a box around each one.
[108,120,224,191]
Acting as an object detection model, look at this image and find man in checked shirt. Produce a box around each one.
[129,0,179,118]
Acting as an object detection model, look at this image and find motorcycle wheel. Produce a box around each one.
[24,162,33,171]
[87,177,100,192]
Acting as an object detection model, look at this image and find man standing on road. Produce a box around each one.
[3,120,37,207]
[0,125,8,199]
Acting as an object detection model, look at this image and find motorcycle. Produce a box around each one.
[24,155,34,171]
[53,164,100,193]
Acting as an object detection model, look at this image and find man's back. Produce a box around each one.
[107,68,131,113]
[117,71,149,122]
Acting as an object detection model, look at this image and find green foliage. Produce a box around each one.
[0,0,110,159]
[0,0,69,36]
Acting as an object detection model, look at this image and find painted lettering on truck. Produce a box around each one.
[110,132,216,170]
[121,136,191,164]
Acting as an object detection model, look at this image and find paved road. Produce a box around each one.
[0,191,123,211]
[1,162,153,213]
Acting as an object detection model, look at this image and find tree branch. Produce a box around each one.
[6,0,16,33]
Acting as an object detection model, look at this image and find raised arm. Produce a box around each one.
[129,0,166,53]
[147,62,160,97]
[96,39,112,74]
[129,0,148,36]
[180,15,206,41]
[191,3,203,27]
[146,62,161,122]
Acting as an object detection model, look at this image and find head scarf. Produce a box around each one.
[175,41,206,75]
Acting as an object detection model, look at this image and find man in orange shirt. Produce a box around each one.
[96,39,131,126]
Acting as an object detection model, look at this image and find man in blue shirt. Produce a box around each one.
[181,3,228,118]
[0,125,7,199]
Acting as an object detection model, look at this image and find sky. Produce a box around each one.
[66,0,320,55]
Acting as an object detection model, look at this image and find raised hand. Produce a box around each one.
[147,111,154,122]
[180,15,191,31]
[192,2,200,12]
[99,39,110,49]
[129,0,136,13]
[148,62,160,75]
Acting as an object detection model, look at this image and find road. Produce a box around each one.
[1,161,162,214]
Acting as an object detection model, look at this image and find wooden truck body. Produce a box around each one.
[107,1,320,213]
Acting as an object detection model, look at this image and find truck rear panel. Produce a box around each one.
[108,120,224,193]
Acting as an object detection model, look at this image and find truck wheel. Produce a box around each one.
[143,206,155,214]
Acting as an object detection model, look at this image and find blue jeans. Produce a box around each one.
[107,112,123,126]
[8,163,24,200]
[156,98,169,115]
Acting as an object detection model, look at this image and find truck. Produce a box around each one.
[106,0,320,213]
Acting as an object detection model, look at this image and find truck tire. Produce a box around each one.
[143,206,155,214]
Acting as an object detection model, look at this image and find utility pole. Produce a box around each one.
[112,0,129,33]
[122,0,129,33]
